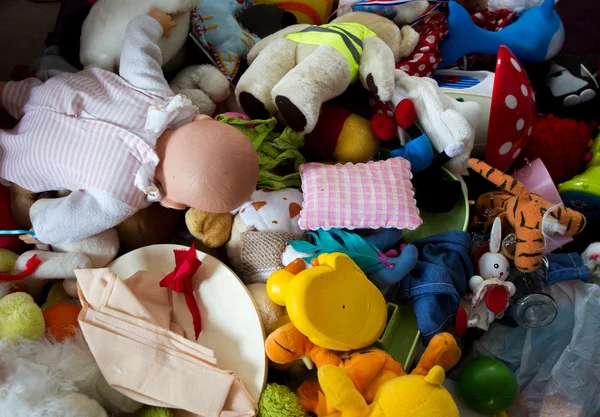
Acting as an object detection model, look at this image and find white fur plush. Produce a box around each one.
[393,69,481,176]
[80,0,198,72]
[0,332,142,417]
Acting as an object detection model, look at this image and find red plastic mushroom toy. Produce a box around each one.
[486,46,536,172]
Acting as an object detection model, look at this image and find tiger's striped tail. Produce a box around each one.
[468,159,529,197]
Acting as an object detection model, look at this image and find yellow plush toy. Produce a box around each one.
[318,365,459,417]
[0,292,45,341]
[267,253,387,351]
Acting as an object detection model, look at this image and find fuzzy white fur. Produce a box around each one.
[393,69,481,176]
[0,332,141,417]
[80,0,197,72]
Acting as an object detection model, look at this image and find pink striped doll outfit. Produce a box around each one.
[0,15,198,245]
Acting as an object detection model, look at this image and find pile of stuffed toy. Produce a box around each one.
[1,0,599,416]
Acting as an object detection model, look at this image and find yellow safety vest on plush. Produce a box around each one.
[286,22,377,83]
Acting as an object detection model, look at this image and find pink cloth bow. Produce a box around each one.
[159,243,202,339]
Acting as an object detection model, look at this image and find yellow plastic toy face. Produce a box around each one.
[270,253,387,351]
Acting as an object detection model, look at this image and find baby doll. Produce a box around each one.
[0,10,259,246]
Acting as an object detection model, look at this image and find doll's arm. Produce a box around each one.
[359,36,396,102]
[119,15,172,95]
[31,190,137,245]
[0,78,43,120]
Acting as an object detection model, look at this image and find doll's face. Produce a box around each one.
[155,116,259,213]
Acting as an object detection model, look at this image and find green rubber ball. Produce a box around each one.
[457,356,518,415]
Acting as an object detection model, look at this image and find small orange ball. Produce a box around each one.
[43,303,82,342]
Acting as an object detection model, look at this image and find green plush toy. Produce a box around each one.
[139,407,174,417]
[0,292,45,341]
[258,383,308,417]
[0,248,19,274]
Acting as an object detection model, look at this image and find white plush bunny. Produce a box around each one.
[459,218,516,332]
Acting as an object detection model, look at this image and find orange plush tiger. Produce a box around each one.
[469,159,586,272]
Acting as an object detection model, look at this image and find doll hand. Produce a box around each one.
[19,234,42,245]
[149,8,177,37]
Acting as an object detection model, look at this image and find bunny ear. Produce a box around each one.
[490,217,502,253]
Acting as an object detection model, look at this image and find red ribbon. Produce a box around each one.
[0,254,41,282]
[159,243,203,339]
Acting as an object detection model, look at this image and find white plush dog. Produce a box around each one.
[393,69,481,176]
[80,0,198,71]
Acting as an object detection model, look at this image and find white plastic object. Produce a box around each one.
[108,244,267,402]
[436,70,495,158]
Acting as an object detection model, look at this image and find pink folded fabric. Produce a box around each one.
[75,268,256,417]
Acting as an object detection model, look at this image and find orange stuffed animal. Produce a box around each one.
[266,322,461,416]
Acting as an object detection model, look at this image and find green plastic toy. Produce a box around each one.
[402,168,469,243]
[374,303,420,370]
[457,356,518,415]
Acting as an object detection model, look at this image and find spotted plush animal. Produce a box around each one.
[469,158,586,272]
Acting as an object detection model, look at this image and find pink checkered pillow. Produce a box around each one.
[298,159,422,231]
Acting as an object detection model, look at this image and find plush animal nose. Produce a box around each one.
[500,272,504,277]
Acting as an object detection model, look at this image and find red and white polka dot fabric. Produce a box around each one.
[396,9,517,78]
[396,13,448,78]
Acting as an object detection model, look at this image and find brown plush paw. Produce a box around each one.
[366,74,378,95]
[275,95,307,132]
[238,92,270,120]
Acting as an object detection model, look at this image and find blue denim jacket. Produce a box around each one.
[546,252,590,284]
[386,231,472,342]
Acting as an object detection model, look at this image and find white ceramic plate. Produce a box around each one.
[108,244,266,402]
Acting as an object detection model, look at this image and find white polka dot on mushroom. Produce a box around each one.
[510,58,521,72]
[516,119,525,130]
[499,142,513,155]
[426,35,436,44]
[413,53,424,60]
[433,63,439,69]
[521,85,528,97]
[512,148,522,159]
[418,64,426,71]
[528,126,533,136]
[430,56,436,63]
[426,72,432,77]
[400,65,410,71]
[505,95,517,109]
[420,46,430,52]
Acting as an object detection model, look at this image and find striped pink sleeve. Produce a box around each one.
[1,78,43,120]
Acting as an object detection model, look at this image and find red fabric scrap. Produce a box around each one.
[160,243,203,339]
[0,255,41,282]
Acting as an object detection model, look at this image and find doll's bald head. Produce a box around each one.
[155,115,259,213]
